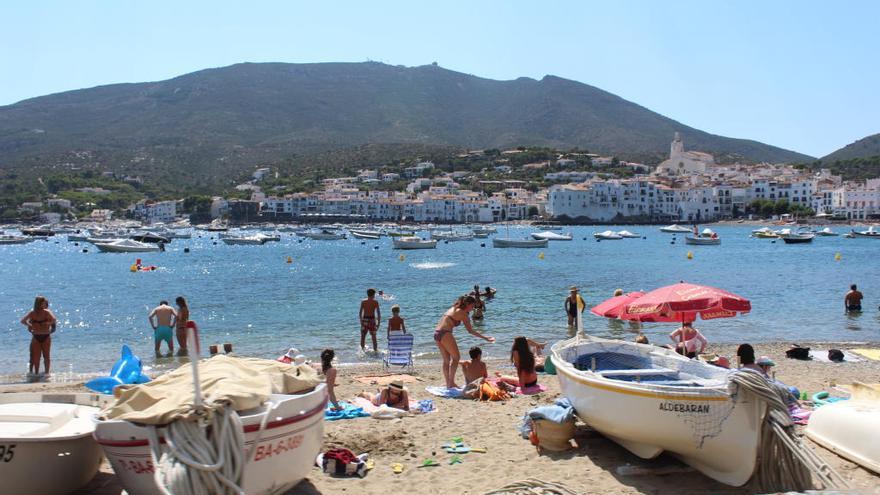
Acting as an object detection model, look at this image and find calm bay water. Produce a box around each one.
[1,224,878,381]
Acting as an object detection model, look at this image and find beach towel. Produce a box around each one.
[425,386,464,398]
[353,374,419,385]
[325,401,370,421]
[808,349,864,363]
[527,398,574,424]
[851,349,880,361]
[351,397,429,418]
[516,383,547,395]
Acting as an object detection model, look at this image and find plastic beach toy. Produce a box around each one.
[85,344,151,394]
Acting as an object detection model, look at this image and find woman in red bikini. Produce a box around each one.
[434,295,495,389]
[20,295,57,375]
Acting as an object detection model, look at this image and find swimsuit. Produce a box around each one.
[847,305,862,312]
[32,334,51,344]
[360,316,377,335]
[523,379,538,388]
[434,312,462,343]
[155,325,174,345]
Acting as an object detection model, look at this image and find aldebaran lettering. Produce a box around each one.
[658,402,710,414]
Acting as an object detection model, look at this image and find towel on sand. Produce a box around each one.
[325,401,370,421]
[851,349,880,361]
[516,383,547,395]
[351,396,429,419]
[425,386,464,398]
[527,397,574,424]
[808,349,864,363]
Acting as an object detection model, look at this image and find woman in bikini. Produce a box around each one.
[20,295,57,375]
[321,349,341,410]
[357,381,410,411]
[434,295,495,389]
[496,336,539,388]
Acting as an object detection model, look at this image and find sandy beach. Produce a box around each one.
[3,341,879,495]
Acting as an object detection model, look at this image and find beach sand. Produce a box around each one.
[5,341,879,495]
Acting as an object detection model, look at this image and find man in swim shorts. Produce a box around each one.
[359,288,381,352]
[149,300,177,356]
[845,284,863,312]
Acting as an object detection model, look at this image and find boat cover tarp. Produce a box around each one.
[102,355,321,424]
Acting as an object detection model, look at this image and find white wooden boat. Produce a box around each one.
[94,385,327,495]
[852,226,880,238]
[492,237,548,248]
[593,230,623,240]
[472,226,497,235]
[685,236,720,245]
[393,236,438,249]
[752,227,779,239]
[815,227,838,237]
[0,393,111,495]
[431,231,474,241]
[0,235,35,244]
[531,231,573,241]
[617,230,641,238]
[660,224,692,233]
[350,230,381,239]
[472,231,490,238]
[552,337,764,486]
[806,382,880,474]
[95,239,161,253]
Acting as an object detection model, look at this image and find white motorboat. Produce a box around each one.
[472,226,497,235]
[431,231,474,241]
[685,236,721,245]
[392,236,438,249]
[0,235,35,244]
[299,230,346,240]
[751,227,778,239]
[852,226,880,238]
[350,230,381,240]
[222,234,269,245]
[593,230,623,240]
[95,239,161,253]
[95,382,326,495]
[806,382,880,474]
[0,393,111,495]
[472,231,490,238]
[204,219,229,232]
[552,337,764,486]
[492,237,548,248]
[780,231,815,244]
[130,232,171,244]
[815,227,838,237]
[20,225,56,237]
[660,224,692,233]
[617,230,641,238]
[531,231,573,241]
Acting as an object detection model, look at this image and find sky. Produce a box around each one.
[1,0,878,158]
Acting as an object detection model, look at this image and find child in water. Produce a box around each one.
[387,305,406,338]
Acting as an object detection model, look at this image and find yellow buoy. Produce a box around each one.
[286,256,293,264]
[399,254,405,262]
[834,253,841,261]
[538,252,545,260]
[130,264,138,272]
[687,251,693,260]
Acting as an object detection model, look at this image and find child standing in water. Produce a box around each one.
[387,305,406,338]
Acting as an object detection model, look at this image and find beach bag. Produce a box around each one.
[531,418,575,452]
[478,381,510,401]
[786,345,810,360]
[828,349,845,362]
[322,448,367,477]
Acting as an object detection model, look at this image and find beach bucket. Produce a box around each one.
[532,418,575,452]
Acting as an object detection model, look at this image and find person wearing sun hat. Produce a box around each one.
[564,286,585,327]
[756,356,776,378]
[358,380,410,411]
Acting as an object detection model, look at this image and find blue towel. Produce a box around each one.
[425,386,463,398]
[415,399,435,413]
[325,401,370,421]
[527,397,574,424]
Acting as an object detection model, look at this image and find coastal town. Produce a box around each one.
[12,133,879,226]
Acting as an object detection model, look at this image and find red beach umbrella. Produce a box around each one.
[619,282,750,323]
[590,292,645,318]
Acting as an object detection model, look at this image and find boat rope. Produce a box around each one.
[727,370,849,492]
[146,403,246,495]
[483,478,581,495]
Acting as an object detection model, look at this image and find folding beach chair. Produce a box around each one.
[383,333,414,373]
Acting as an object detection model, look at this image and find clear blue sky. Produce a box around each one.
[2,0,878,158]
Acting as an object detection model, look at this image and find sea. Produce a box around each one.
[1,224,878,382]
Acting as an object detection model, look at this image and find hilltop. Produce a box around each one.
[0,62,812,187]
[822,133,880,162]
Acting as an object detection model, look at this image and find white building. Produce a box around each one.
[252,168,272,181]
[655,133,715,176]
[132,200,177,224]
[46,198,72,209]
[382,173,401,182]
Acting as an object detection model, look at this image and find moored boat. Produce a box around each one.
[20,225,56,236]
[95,239,160,253]
[492,237,548,248]
[852,226,880,238]
[593,230,623,240]
[221,234,269,245]
[617,230,641,238]
[815,227,838,237]
[660,224,692,233]
[431,230,474,241]
[350,230,382,240]
[780,231,815,244]
[751,227,779,238]
[300,230,346,240]
[685,235,721,245]
[130,232,171,244]
[551,337,763,486]
[531,231,573,241]
[0,393,111,495]
[392,236,438,249]
[0,234,35,244]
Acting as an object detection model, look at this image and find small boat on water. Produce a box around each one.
[350,229,382,240]
[593,230,623,240]
[472,226,497,235]
[95,239,160,253]
[685,236,720,245]
[204,220,229,232]
[751,227,779,239]
[300,230,346,240]
[221,234,269,245]
[492,237,548,248]
[551,337,764,486]
[617,230,641,238]
[815,227,838,237]
[130,232,171,244]
[531,231,573,241]
[392,236,438,249]
[660,224,692,233]
[0,234,35,244]
[20,225,56,237]
[0,393,111,495]
[852,226,880,238]
[431,231,474,241]
[780,231,815,244]
[806,382,880,474]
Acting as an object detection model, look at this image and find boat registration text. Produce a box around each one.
[0,444,14,462]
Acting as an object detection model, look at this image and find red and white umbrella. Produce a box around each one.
[590,292,645,319]
[619,282,750,323]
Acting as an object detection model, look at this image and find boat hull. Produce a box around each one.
[781,235,814,244]
[806,384,880,474]
[492,238,548,248]
[552,338,762,486]
[393,239,437,249]
[94,386,327,495]
[685,236,720,245]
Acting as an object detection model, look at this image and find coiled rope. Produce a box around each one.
[483,478,581,495]
[727,370,849,492]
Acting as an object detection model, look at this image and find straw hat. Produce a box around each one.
[569,286,578,292]
[389,380,404,390]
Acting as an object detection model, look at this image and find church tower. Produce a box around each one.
[670,132,684,158]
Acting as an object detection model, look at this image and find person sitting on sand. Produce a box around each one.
[461,346,488,385]
[434,295,495,389]
[496,336,539,388]
[358,380,410,411]
[756,356,776,378]
[387,304,406,338]
[359,288,381,353]
[321,349,340,410]
[669,321,707,359]
[736,344,763,373]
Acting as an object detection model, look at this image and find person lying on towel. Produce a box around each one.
[357,381,410,411]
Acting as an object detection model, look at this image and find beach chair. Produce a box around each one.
[383,333,414,373]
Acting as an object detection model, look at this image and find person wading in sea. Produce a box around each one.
[359,288,381,353]
[845,284,863,313]
[148,301,177,356]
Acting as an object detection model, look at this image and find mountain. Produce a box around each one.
[822,133,880,162]
[0,62,812,186]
